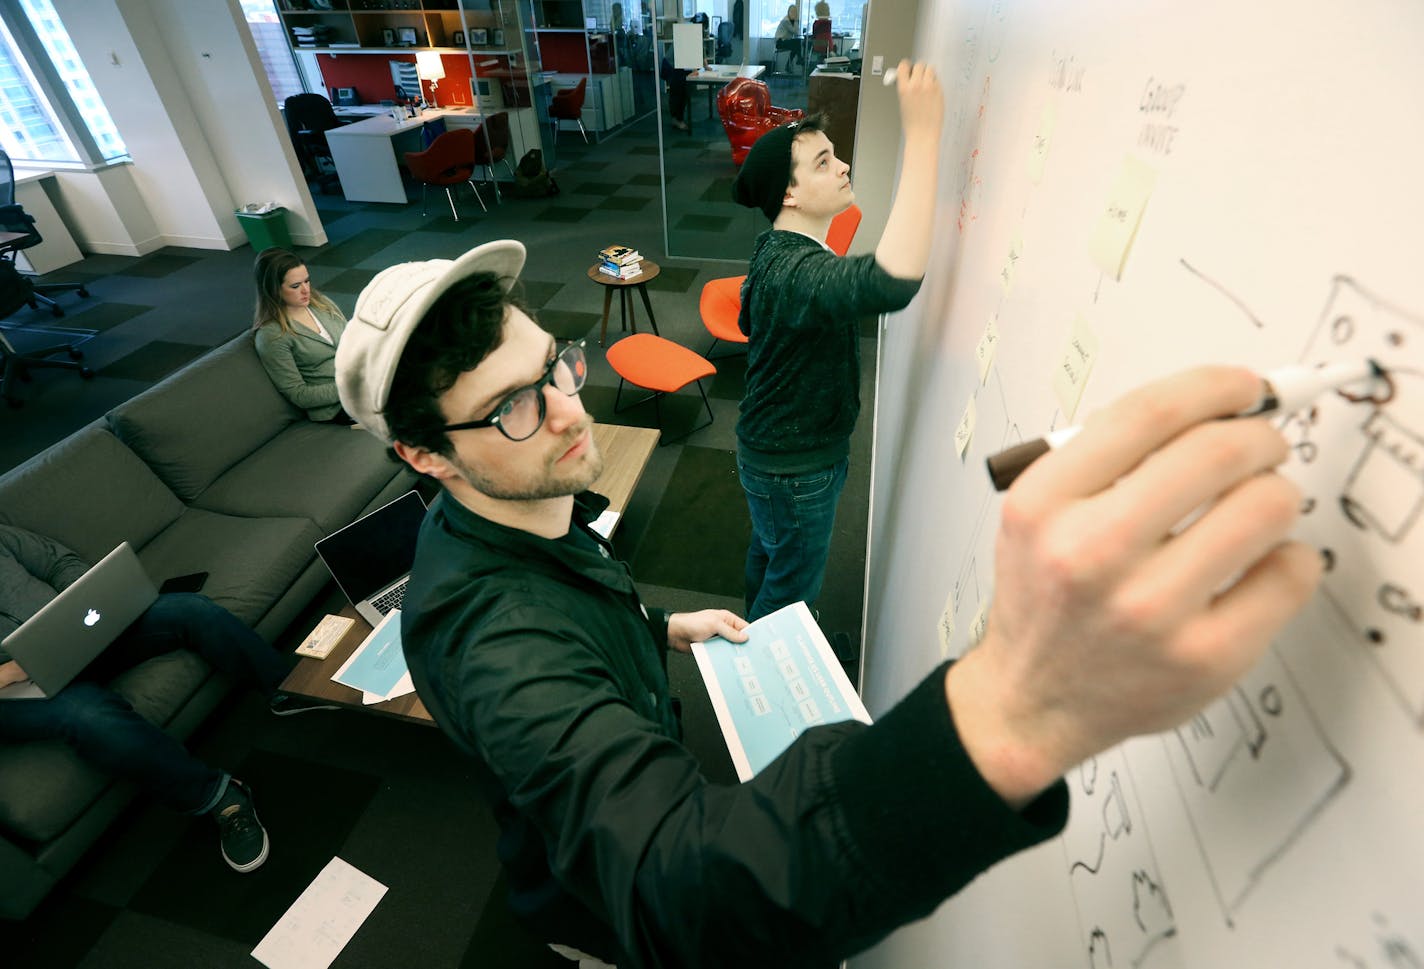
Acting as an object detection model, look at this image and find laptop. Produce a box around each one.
[0,542,159,700]
[315,490,428,627]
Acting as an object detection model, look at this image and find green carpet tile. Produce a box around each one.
[98,340,211,382]
[117,253,204,279]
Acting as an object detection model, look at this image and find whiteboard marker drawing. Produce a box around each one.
[985,359,1390,491]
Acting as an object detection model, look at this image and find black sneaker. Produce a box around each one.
[212,779,269,873]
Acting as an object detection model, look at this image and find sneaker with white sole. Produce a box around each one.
[212,779,269,873]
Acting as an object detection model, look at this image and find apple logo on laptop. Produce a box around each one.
[84,609,101,627]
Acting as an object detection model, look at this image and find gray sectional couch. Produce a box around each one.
[0,333,418,919]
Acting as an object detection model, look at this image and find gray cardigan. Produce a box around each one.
[253,303,347,421]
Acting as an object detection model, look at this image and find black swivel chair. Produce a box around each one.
[283,93,346,193]
[0,259,92,408]
[0,150,89,318]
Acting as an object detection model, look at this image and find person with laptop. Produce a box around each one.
[0,524,293,874]
[333,238,1319,968]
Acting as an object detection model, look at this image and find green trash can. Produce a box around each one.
[235,206,292,251]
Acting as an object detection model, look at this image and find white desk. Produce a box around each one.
[325,106,540,205]
[7,170,82,274]
[685,64,766,119]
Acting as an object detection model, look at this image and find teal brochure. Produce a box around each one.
[331,609,408,698]
[692,601,871,781]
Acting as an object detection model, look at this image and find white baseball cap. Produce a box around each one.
[336,240,526,443]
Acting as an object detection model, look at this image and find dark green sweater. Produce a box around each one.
[736,230,923,472]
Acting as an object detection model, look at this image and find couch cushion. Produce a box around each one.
[0,651,212,843]
[194,421,411,534]
[107,335,302,502]
[138,508,323,627]
[0,425,184,564]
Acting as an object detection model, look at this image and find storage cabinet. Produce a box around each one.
[278,0,508,53]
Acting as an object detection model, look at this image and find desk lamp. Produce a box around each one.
[416,51,446,107]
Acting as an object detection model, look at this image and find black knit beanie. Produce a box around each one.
[731,122,800,221]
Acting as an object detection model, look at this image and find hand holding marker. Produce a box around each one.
[985,360,1392,491]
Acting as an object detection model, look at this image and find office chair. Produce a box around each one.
[715,21,733,61]
[699,205,861,360]
[283,93,346,192]
[472,112,515,203]
[549,79,589,144]
[0,151,89,318]
[810,17,833,67]
[404,128,487,221]
[0,260,91,407]
[716,78,804,165]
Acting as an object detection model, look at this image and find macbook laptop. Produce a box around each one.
[315,490,428,627]
[0,542,159,700]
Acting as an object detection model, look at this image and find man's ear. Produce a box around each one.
[393,439,457,481]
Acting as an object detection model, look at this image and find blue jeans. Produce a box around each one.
[739,457,849,622]
[0,593,291,814]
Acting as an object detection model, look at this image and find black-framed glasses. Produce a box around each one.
[441,341,587,442]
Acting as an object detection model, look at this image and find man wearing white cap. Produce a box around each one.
[334,241,1321,969]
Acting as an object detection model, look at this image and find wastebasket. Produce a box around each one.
[235,206,292,251]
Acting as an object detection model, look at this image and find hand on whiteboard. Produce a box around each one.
[944,365,1323,808]
[891,59,944,141]
[668,609,750,654]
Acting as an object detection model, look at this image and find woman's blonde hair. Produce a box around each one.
[251,247,340,335]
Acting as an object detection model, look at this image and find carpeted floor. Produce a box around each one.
[0,99,873,967]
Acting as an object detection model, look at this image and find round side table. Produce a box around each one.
[587,260,661,347]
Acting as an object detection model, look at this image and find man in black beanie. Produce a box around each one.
[731,59,944,621]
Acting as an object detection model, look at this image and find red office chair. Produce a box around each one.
[404,128,486,221]
[810,18,833,59]
[472,112,515,204]
[699,204,861,359]
[550,79,588,144]
[716,77,805,166]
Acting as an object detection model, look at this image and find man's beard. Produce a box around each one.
[448,418,604,501]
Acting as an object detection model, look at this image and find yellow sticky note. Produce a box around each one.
[937,590,956,659]
[999,233,1024,294]
[1027,102,1056,184]
[954,394,977,458]
[1052,314,1098,421]
[1088,155,1157,280]
[969,599,990,647]
[975,314,1000,384]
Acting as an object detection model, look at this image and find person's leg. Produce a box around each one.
[0,681,225,814]
[737,458,848,621]
[86,593,292,697]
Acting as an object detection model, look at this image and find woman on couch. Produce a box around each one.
[252,247,352,423]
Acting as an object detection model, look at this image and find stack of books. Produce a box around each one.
[598,244,643,280]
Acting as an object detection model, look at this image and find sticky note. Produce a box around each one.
[969,599,990,647]
[937,590,956,659]
[1052,314,1098,421]
[1027,102,1056,183]
[954,394,977,458]
[1088,154,1157,280]
[975,314,1000,384]
[999,233,1024,294]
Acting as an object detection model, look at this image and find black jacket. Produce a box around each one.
[401,490,1068,968]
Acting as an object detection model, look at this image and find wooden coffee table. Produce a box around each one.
[588,260,660,347]
[278,422,661,725]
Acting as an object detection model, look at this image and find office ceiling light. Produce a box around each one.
[416,51,445,106]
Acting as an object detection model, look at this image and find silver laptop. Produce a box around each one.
[0,542,159,700]
[314,490,428,627]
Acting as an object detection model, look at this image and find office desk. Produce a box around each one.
[326,106,542,204]
[686,64,766,119]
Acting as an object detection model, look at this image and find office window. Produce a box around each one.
[18,0,127,161]
[240,0,306,104]
[0,15,75,163]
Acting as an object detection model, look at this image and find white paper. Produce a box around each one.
[590,509,620,538]
[251,858,387,969]
[672,22,703,69]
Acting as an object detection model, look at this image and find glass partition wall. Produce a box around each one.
[655,0,862,259]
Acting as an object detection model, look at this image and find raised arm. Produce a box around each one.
[873,60,945,280]
[945,365,1323,807]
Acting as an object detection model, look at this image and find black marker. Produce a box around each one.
[985,360,1388,491]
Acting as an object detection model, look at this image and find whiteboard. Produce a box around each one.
[858,1,1424,966]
